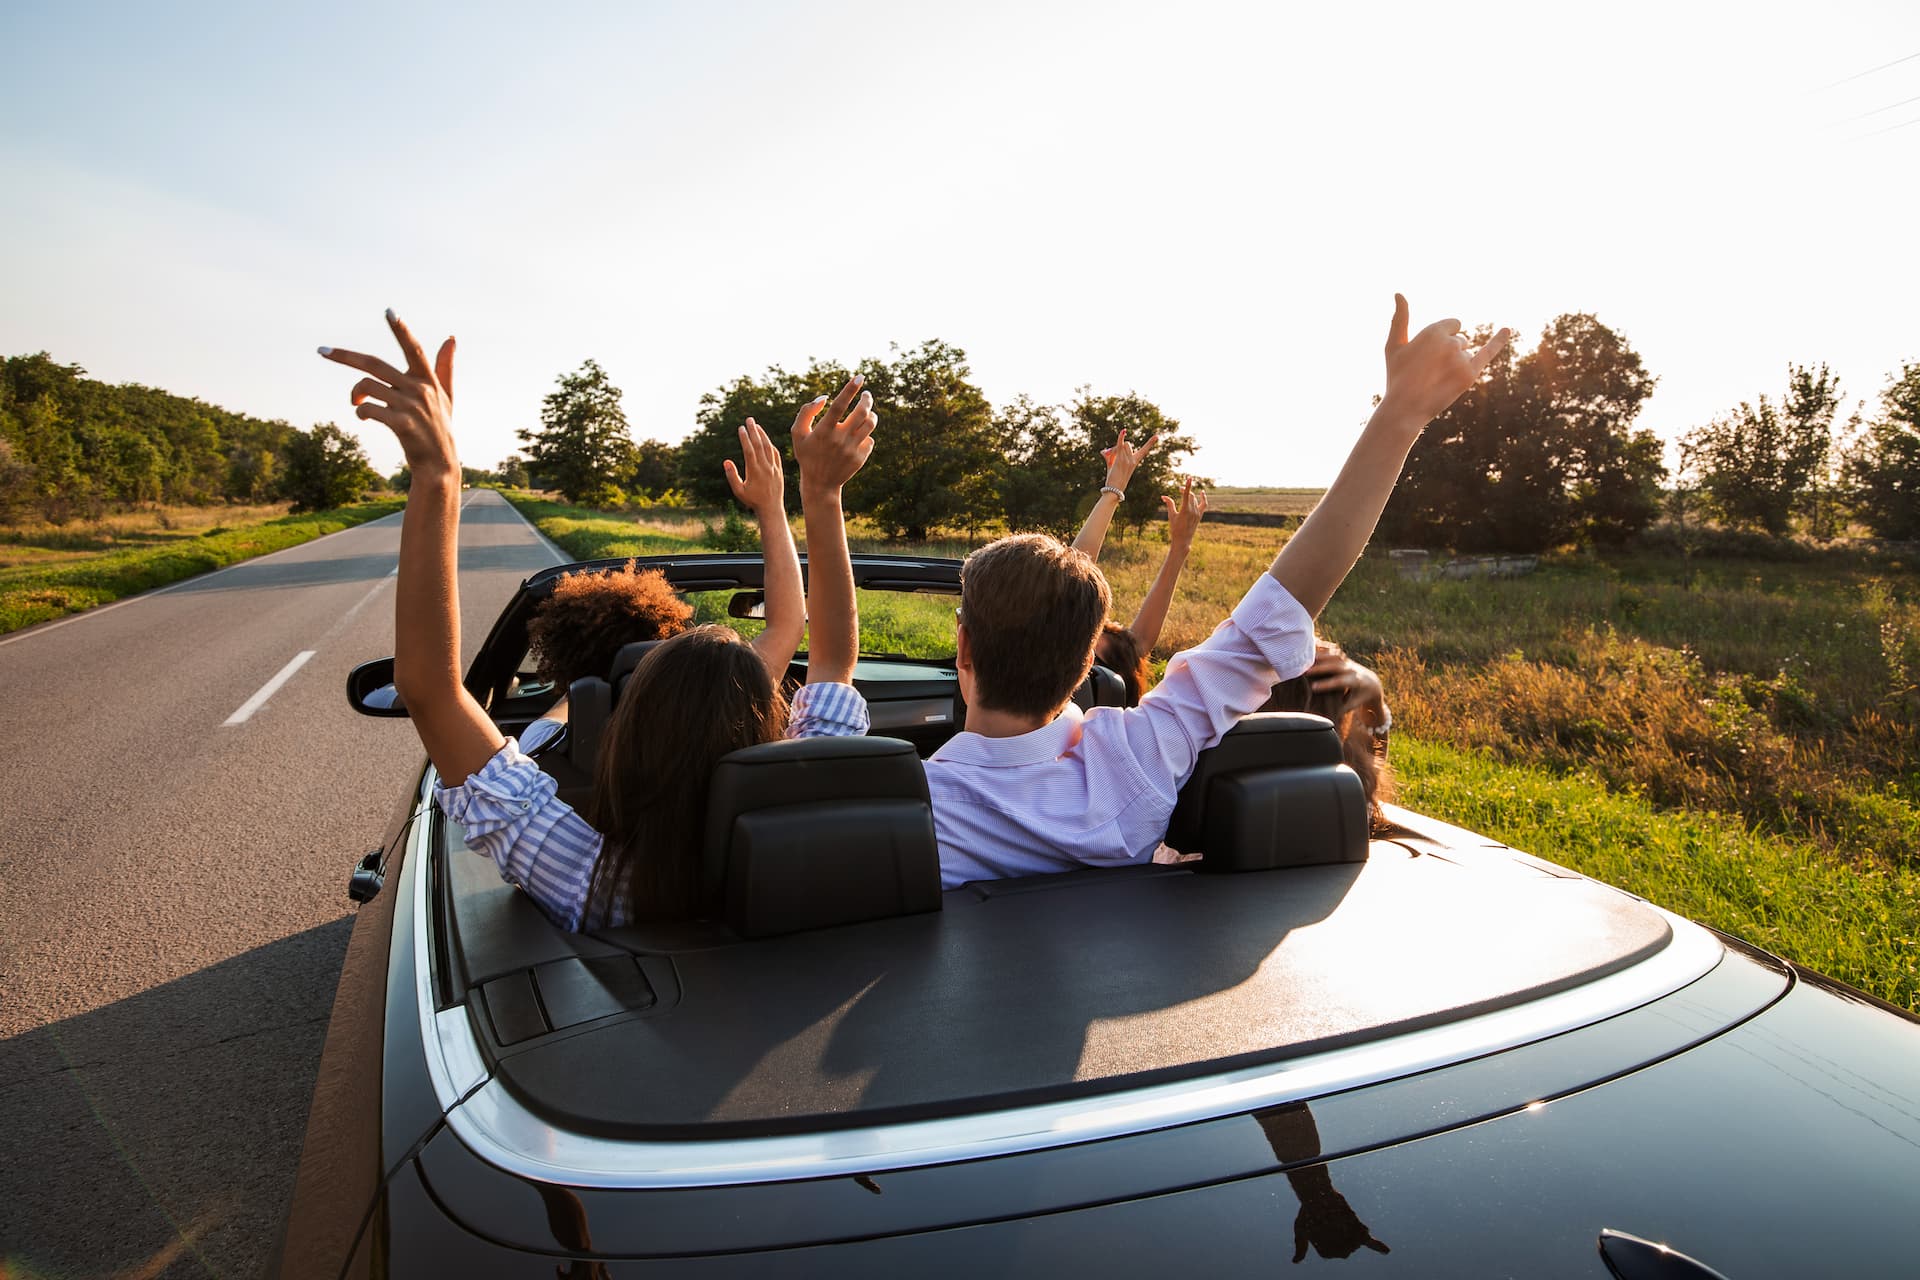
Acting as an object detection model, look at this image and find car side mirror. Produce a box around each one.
[347,657,409,717]
[727,590,767,620]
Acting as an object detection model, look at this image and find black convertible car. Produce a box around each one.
[279,553,1920,1278]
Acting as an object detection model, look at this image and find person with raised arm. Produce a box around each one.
[1078,473,1209,705]
[925,295,1509,887]
[319,312,877,927]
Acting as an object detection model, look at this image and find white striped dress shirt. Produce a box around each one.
[927,573,1316,887]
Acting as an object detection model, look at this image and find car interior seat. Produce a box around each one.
[703,735,941,938]
[1164,712,1369,870]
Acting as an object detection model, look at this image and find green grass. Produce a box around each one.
[0,500,405,635]
[1396,735,1920,1013]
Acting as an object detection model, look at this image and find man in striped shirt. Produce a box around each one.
[923,297,1509,887]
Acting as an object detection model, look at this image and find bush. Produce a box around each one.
[701,506,759,552]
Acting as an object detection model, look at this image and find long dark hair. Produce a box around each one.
[1260,675,1394,833]
[1095,621,1151,707]
[583,625,788,922]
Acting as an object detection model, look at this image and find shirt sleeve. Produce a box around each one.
[788,681,871,739]
[515,717,564,757]
[1094,573,1317,856]
[434,739,604,932]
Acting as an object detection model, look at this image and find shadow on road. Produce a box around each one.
[0,917,354,1279]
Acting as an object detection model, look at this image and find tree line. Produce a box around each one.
[1377,316,1920,550]
[9,320,1917,549]
[512,342,1198,542]
[517,320,1920,551]
[0,353,380,520]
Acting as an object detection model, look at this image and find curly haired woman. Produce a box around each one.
[515,561,696,756]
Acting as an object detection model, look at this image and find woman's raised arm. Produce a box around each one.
[1070,428,1159,560]
[729,414,808,680]
[793,375,877,686]
[320,310,503,785]
[1128,477,1207,656]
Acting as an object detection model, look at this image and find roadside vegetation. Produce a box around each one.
[0,498,404,634]
[507,490,1919,1012]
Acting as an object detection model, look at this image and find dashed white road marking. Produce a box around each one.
[223,650,317,725]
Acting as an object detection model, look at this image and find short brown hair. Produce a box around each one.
[526,560,694,690]
[960,534,1111,719]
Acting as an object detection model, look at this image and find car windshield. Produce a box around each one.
[680,586,956,661]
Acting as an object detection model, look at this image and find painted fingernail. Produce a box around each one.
[812,395,828,405]
[385,307,397,323]
[317,346,332,356]
[851,373,865,386]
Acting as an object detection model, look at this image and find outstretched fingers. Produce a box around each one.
[320,347,405,386]
[825,373,865,429]
[385,308,431,376]
[1469,327,1514,378]
[843,391,878,444]
[435,337,456,402]
[790,394,829,443]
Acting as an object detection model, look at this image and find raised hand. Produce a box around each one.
[1100,427,1160,490]
[1305,639,1387,723]
[793,373,878,494]
[319,309,457,474]
[722,418,786,515]
[1161,477,1208,547]
[1380,293,1511,424]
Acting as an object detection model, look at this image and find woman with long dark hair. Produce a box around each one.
[320,310,877,928]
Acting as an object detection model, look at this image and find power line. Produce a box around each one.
[1816,49,1920,91]
[1835,91,1920,124]
[1855,112,1920,140]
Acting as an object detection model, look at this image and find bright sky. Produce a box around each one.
[3,1,1917,485]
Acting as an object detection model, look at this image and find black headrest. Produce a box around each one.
[1072,664,1127,710]
[563,676,614,776]
[1164,713,1368,871]
[704,736,941,939]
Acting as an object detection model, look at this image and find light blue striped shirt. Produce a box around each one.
[925,573,1316,887]
[436,680,871,931]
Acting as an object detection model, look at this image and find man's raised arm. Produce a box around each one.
[1270,295,1509,617]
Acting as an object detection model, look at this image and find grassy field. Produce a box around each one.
[505,491,1920,1011]
[1207,486,1326,516]
[0,498,406,634]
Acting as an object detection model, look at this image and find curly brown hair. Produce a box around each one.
[526,561,694,689]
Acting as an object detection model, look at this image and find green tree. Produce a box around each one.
[494,454,530,489]
[226,443,277,502]
[681,362,848,509]
[852,341,997,541]
[1378,314,1662,552]
[1844,361,1920,540]
[518,359,636,505]
[627,438,681,499]
[1688,363,1842,536]
[279,422,373,512]
[994,395,1079,537]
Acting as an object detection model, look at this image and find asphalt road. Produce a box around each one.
[0,490,565,1279]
